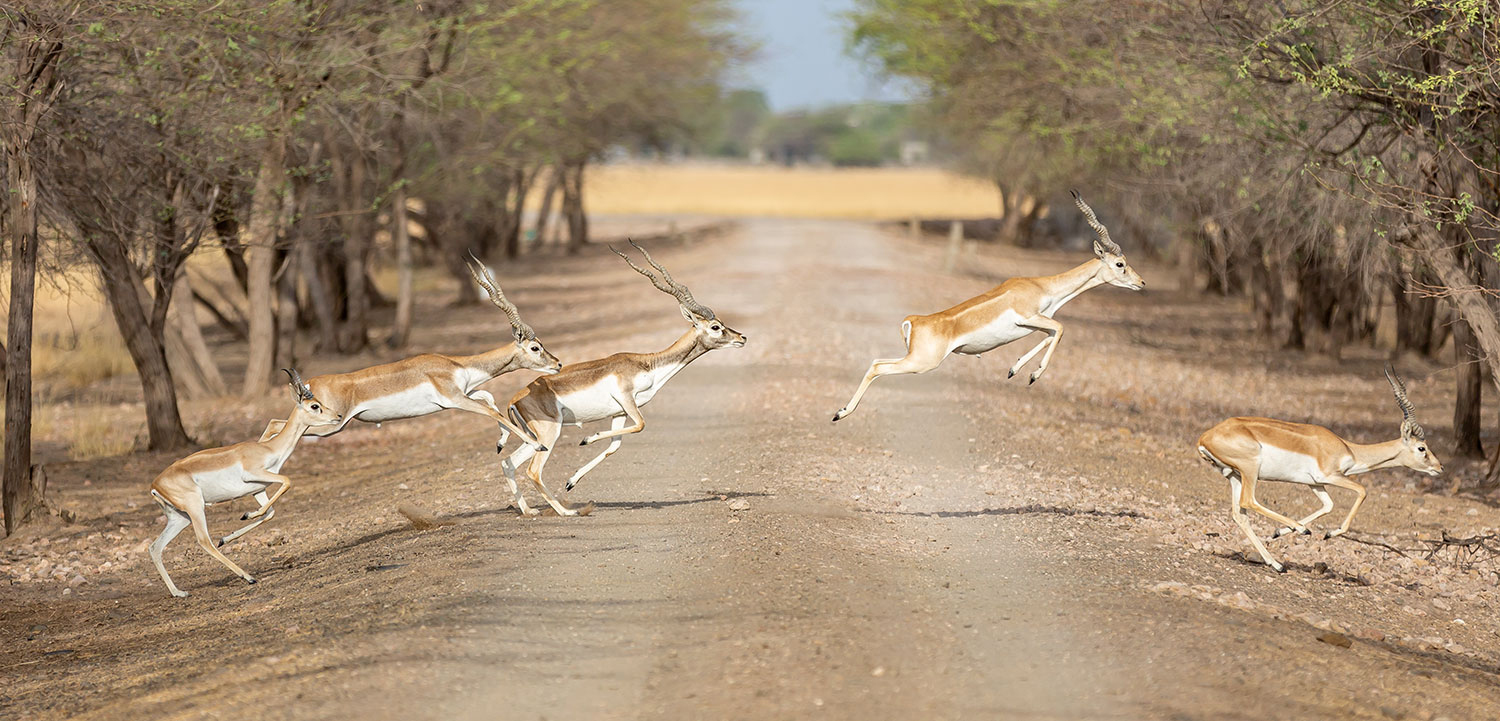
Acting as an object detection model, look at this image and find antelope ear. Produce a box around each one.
[1093,240,1107,259]
[680,305,700,323]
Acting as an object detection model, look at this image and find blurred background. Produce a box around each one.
[2,0,1499,530]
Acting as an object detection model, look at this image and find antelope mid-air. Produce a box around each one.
[497,240,746,517]
[258,258,560,448]
[149,370,341,597]
[1197,367,1443,573]
[832,190,1144,422]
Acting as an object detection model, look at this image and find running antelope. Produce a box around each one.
[1197,367,1443,573]
[258,258,560,448]
[498,241,746,516]
[149,370,341,597]
[832,190,1144,422]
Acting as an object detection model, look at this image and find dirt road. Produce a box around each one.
[6,219,1500,720]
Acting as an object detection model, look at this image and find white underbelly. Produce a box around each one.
[951,310,1031,355]
[1257,445,1324,485]
[353,385,447,423]
[197,466,271,504]
[557,379,626,424]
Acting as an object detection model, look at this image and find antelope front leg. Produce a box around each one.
[581,394,645,446]
[1320,476,1367,539]
[1014,317,1063,384]
[241,473,291,521]
[1273,484,1333,539]
[219,491,275,547]
[1007,336,1053,380]
[568,416,628,491]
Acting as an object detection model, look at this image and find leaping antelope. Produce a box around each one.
[498,240,746,516]
[149,370,342,597]
[258,258,560,448]
[832,190,1144,422]
[1197,366,1443,573]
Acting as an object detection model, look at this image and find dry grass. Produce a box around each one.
[580,164,1002,219]
[64,413,138,460]
[33,331,134,392]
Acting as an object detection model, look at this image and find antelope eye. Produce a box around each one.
[1417,446,1426,453]
[531,345,540,352]
[711,324,721,331]
[1115,262,1124,268]
[311,404,320,411]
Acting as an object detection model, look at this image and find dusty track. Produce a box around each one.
[6,219,1500,720]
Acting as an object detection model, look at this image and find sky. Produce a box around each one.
[728,0,914,112]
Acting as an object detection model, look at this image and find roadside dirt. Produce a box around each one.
[5,219,1500,720]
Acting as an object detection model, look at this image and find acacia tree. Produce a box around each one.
[0,4,66,533]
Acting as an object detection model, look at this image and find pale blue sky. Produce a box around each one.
[728,0,913,111]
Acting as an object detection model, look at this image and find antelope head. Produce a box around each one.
[467,254,562,374]
[611,240,747,350]
[283,368,342,427]
[1072,190,1144,291]
[1385,365,1442,476]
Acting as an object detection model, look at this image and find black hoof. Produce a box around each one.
[1007,370,1016,379]
[240,513,250,521]
[216,538,226,548]
[1301,528,1313,536]
[579,439,589,446]
[1028,377,1038,385]
[1273,565,1287,574]
[496,444,504,454]
[246,577,258,585]
[831,412,842,422]
[538,445,549,452]
[565,483,576,492]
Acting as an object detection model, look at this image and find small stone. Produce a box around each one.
[397,483,410,490]
[68,574,86,587]
[1353,627,1386,643]
[1316,631,1352,648]
[727,499,750,511]
[871,666,885,677]
[1379,706,1404,720]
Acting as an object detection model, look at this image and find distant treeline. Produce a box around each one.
[690,90,930,167]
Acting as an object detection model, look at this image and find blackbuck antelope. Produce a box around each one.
[259,258,560,448]
[1197,367,1443,573]
[832,191,1144,422]
[149,370,341,597]
[498,241,746,516]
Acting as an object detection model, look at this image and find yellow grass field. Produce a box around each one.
[582,164,1001,219]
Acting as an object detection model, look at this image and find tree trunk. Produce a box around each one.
[563,160,589,254]
[389,181,415,348]
[1,25,63,533]
[3,133,42,534]
[275,250,299,371]
[1452,316,1484,458]
[82,234,192,450]
[300,240,339,351]
[534,165,561,249]
[169,272,227,397]
[1393,274,1438,356]
[242,135,287,396]
[336,153,371,352]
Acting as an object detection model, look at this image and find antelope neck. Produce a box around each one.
[644,328,712,374]
[1343,438,1408,475]
[461,343,525,378]
[1041,259,1107,312]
